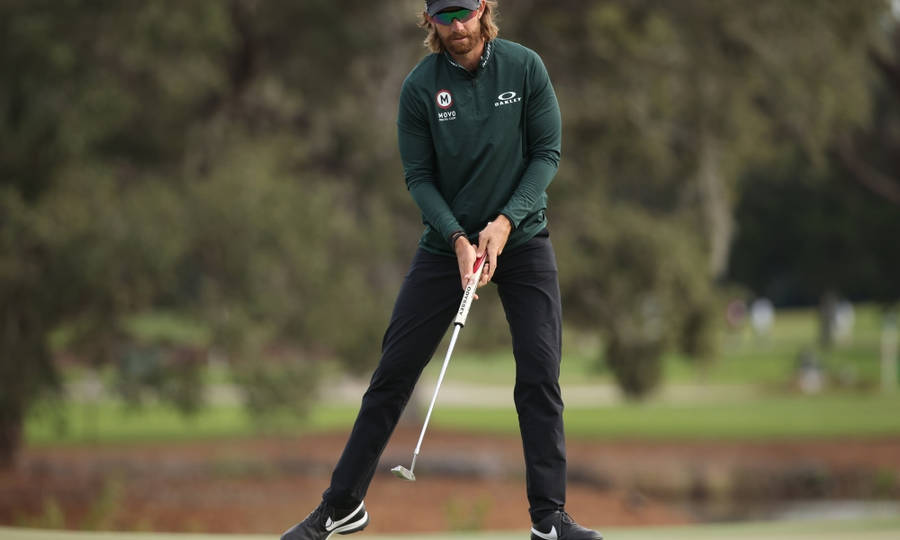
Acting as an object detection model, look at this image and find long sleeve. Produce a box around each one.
[499,55,561,229]
[398,81,463,245]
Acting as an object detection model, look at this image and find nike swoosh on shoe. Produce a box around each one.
[531,525,558,540]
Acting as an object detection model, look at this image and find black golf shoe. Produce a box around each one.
[281,500,369,540]
[530,511,602,540]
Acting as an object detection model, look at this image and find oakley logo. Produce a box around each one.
[436,90,453,109]
[495,91,522,108]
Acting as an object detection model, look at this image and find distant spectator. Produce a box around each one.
[725,299,747,331]
[796,348,824,394]
[834,300,855,344]
[750,297,775,337]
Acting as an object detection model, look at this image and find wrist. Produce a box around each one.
[495,214,513,232]
[450,230,469,252]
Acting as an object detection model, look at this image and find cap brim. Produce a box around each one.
[426,0,480,16]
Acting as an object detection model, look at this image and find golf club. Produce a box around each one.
[391,254,487,482]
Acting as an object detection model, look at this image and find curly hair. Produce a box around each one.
[419,1,499,53]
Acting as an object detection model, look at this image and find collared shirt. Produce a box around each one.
[443,39,494,73]
[398,39,562,256]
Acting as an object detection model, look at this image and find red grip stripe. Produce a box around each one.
[473,254,486,272]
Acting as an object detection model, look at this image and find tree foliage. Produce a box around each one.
[557,203,717,398]
[507,0,885,277]
[729,150,900,306]
[503,0,889,394]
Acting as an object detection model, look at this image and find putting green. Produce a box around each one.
[2,518,900,540]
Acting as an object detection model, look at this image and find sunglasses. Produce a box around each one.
[431,6,479,26]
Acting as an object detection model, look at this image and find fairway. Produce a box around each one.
[3,518,900,540]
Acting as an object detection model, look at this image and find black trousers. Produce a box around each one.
[323,230,566,522]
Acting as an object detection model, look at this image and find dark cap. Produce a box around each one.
[425,0,481,16]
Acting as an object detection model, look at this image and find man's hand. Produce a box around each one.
[454,235,481,298]
[476,215,512,286]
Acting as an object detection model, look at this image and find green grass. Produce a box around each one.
[26,391,900,446]
[437,392,900,439]
[445,304,892,387]
[27,304,898,446]
[25,402,357,446]
[2,517,900,539]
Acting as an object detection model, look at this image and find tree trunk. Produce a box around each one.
[1,304,54,470]
[0,404,22,469]
[696,128,734,279]
[819,290,839,350]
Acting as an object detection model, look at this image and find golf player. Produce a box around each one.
[281,1,601,539]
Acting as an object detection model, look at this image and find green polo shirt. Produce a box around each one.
[397,38,562,256]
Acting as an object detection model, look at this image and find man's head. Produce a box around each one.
[420,0,499,55]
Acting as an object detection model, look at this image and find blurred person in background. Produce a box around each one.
[281,1,601,539]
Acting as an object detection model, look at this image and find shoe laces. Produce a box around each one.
[309,502,335,525]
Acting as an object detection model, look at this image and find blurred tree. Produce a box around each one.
[729,150,900,309]
[0,0,412,464]
[557,203,717,398]
[727,11,900,347]
[500,0,888,394]
[0,191,59,467]
[835,15,900,206]
[507,0,886,277]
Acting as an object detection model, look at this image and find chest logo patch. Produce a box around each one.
[435,89,457,122]
[436,90,453,109]
[495,91,523,108]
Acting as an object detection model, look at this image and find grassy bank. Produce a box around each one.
[25,391,900,446]
[26,304,898,446]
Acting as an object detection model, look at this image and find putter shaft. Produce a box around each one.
[393,255,486,481]
[412,324,461,458]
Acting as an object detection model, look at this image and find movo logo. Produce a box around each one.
[495,91,522,107]
[436,90,453,109]
[435,89,457,122]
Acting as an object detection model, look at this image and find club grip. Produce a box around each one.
[454,255,486,327]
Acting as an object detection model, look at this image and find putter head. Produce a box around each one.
[391,465,416,482]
